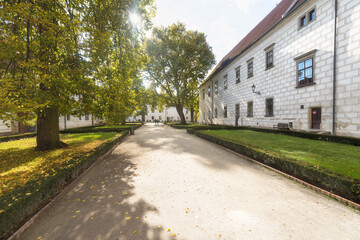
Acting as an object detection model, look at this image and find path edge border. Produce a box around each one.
[186,129,360,213]
[7,132,130,240]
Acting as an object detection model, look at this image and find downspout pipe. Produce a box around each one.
[332,0,338,135]
[211,80,214,124]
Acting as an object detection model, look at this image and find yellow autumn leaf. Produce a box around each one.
[133,231,137,234]
[167,228,171,232]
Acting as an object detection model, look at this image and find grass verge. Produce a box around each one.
[0,132,127,239]
[189,129,360,204]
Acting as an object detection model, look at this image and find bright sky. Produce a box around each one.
[151,0,281,67]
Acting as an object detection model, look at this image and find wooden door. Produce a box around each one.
[311,108,321,129]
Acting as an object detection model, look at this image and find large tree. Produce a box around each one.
[0,0,154,150]
[145,23,215,124]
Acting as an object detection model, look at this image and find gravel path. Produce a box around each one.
[16,123,360,240]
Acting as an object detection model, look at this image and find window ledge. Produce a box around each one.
[265,115,275,117]
[295,82,316,89]
[247,116,253,118]
[247,75,253,79]
[265,65,274,71]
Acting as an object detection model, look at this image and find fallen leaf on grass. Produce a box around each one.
[125,217,131,221]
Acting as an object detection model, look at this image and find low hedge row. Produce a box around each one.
[168,124,360,146]
[187,129,360,204]
[0,133,37,143]
[0,131,128,239]
[60,124,142,134]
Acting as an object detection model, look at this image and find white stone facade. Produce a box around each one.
[0,120,17,136]
[127,106,192,122]
[199,0,360,137]
[59,114,100,130]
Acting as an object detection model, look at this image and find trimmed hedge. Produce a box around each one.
[60,124,142,134]
[0,133,37,143]
[168,124,360,146]
[187,129,360,204]
[0,132,128,239]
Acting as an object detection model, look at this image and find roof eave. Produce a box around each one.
[198,0,308,89]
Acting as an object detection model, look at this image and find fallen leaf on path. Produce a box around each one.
[167,228,171,232]
[172,233,177,237]
[133,231,137,234]
[125,217,131,220]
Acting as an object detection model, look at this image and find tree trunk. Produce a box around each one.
[36,106,67,151]
[176,104,186,124]
[190,107,194,123]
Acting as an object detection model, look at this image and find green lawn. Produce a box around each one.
[0,132,118,197]
[167,122,206,129]
[200,130,360,180]
[95,124,141,129]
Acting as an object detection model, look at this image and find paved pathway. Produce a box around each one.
[17,124,360,240]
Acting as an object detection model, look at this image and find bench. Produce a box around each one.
[273,123,290,130]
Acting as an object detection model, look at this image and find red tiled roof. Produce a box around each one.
[202,0,307,86]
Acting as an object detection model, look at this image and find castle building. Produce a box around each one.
[199,0,360,137]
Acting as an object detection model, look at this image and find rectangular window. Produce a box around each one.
[247,61,253,78]
[247,101,253,117]
[215,81,218,94]
[266,50,274,69]
[208,110,211,119]
[203,112,206,120]
[265,98,274,117]
[203,89,205,99]
[235,104,240,118]
[224,106,227,118]
[300,15,306,27]
[235,67,240,84]
[224,75,228,90]
[67,115,70,121]
[85,114,90,120]
[215,108,218,118]
[208,86,211,97]
[79,115,82,120]
[309,9,315,22]
[297,57,313,86]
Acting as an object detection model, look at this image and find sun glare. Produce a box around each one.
[129,13,141,26]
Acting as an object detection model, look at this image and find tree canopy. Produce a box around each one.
[0,0,155,150]
[145,22,215,124]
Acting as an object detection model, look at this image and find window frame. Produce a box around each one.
[203,89,205,99]
[223,75,228,90]
[299,15,306,28]
[224,106,228,118]
[247,101,253,117]
[247,58,254,79]
[235,104,240,118]
[265,98,274,117]
[208,86,211,97]
[235,67,241,84]
[214,81,218,94]
[85,114,90,121]
[215,108,218,118]
[294,50,317,88]
[308,9,316,22]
